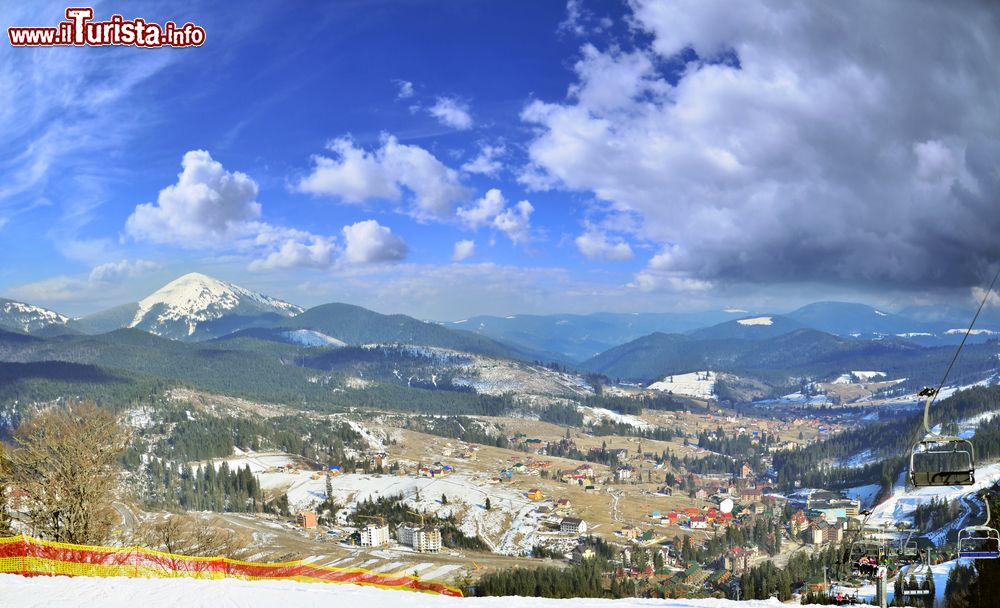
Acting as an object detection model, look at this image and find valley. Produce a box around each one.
[2,273,1000,603]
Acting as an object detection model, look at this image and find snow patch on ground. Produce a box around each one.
[580,407,652,430]
[281,330,346,347]
[756,392,829,407]
[836,450,875,469]
[0,574,864,608]
[831,371,886,384]
[843,484,881,510]
[647,371,715,399]
[869,463,1000,527]
[737,316,773,326]
[257,470,544,556]
[190,452,294,474]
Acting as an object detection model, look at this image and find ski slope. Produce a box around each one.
[0,574,870,608]
[647,371,716,399]
[868,463,1000,527]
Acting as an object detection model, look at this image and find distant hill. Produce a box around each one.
[688,315,805,341]
[0,298,70,333]
[273,303,554,362]
[786,301,936,337]
[582,327,998,390]
[445,310,738,361]
[73,302,142,334]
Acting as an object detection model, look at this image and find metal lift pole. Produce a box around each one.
[876,566,888,608]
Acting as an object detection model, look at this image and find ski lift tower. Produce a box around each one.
[875,565,888,608]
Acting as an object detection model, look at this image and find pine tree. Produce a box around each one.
[485,497,492,510]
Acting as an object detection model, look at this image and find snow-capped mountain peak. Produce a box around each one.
[129,273,303,339]
[0,298,70,332]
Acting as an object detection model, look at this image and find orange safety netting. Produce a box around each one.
[0,535,463,597]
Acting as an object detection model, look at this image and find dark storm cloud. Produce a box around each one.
[521,0,1000,292]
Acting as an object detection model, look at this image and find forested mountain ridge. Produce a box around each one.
[583,326,1000,391]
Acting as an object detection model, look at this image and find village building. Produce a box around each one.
[572,546,596,563]
[722,546,758,573]
[560,517,588,535]
[297,511,318,529]
[360,524,391,547]
[397,524,442,553]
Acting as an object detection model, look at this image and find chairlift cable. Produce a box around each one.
[922,265,1000,435]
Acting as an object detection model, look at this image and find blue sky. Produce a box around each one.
[2,1,999,320]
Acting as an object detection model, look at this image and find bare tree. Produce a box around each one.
[0,442,11,536]
[0,402,131,545]
[131,513,252,560]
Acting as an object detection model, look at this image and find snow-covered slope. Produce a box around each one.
[280,329,346,347]
[648,370,716,398]
[0,573,860,608]
[0,298,70,332]
[128,273,302,340]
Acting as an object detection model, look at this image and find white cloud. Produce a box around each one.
[575,229,633,261]
[342,220,409,264]
[0,3,180,246]
[89,259,159,283]
[429,97,473,130]
[296,137,400,205]
[7,276,87,304]
[972,285,1000,309]
[249,229,336,272]
[632,246,713,293]
[125,150,261,246]
[461,143,505,176]
[521,0,1000,290]
[126,151,338,272]
[558,0,612,37]
[492,200,534,245]
[452,239,475,262]
[456,188,534,244]
[11,260,159,306]
[457,188,507,229]
[296,135,469,220]
[395,79,414,99]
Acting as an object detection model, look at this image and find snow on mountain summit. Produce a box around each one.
[0,298,70,332]
[129,273,302,339]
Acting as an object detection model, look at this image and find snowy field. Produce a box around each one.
[0,574,870,608]
[192,451,294,474]
[253,469,548,556]
[842,484,881,510]
[737,317,773,326]
[580,406,652,430]
[755,391,830,407]
[647,371,716,399]
[831,371,887,384]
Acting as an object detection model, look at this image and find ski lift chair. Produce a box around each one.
[898,554,933,599]
[958,527,1000,559]
[958,498,1000,559]
[909,389,975,487]
[898,539,919,563]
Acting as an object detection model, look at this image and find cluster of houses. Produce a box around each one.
[490,456,552,484]
[788,490,860,545]
[508,434,547,454]
[417,462,453,478]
